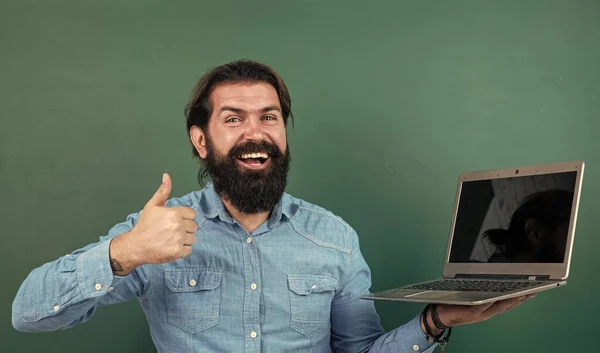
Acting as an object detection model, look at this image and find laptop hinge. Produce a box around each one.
[453,274,551,281]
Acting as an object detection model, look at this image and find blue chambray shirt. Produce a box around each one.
[13,182,438,353]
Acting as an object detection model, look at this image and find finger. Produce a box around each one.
[181,246,193,258]
[510,293,536,309]
[471,301,495,314]
[184,220,198,233]
[506,297,529,311]
[482,297,525,317]
[495,296,530,316]
[183,234,197,246]
[177,207,197,220]
[145,173,172,208]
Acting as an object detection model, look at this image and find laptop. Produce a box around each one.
[362,161,585,305]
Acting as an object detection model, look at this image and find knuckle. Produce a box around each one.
[169,209,180,219]
[169,246,182,259]
[168,218,181,230]
[174,232,184,241]
[180,247,192,257]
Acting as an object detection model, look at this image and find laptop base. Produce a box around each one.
[361,279,566,305]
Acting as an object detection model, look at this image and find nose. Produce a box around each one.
[243,117,266,141]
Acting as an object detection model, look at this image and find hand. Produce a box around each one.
[109,173,198,274]
[437,294,536,327]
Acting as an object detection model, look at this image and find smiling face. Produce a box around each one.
[190,82,290,214]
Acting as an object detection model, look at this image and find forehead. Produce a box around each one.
[209,82,280,110]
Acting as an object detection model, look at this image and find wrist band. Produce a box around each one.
[421,304,453,349]
[431,304,450,330]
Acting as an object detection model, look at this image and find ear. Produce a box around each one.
[190,126,208,159]
[525,218,542,246]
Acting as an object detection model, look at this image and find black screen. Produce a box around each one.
[448,172,576,263]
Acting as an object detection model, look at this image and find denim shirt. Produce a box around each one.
[12,183,438,353]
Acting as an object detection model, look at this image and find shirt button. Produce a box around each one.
[246,237,253,244]
[250,283,257,290]
[250,331,257,338]
[107,287,114,292]
[412,344,420,351]
[94,283,102,291]
[189,279,197,287]
[53,305,60,312]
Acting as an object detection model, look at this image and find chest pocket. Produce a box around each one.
[165,267,222,334]
[288,274,338,341]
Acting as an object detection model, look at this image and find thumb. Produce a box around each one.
[145,173,172,208]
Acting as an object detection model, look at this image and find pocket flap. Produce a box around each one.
[288,274,338,295]
[166,267,222,293]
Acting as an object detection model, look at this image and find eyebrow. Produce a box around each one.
[260,106,282,113]
[218,105,282,114]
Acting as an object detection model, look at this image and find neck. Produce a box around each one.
[221,198,271,234]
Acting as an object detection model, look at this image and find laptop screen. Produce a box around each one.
[448,171,577,264]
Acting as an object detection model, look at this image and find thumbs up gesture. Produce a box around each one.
[109,174,198,274]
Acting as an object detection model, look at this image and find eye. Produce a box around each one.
[263,115,277,121]
[226,116,241,123]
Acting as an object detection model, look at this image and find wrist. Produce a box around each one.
[420,304,454,347]
[420,306,444,337]
[109,231,143,275]
[433,304,454,327]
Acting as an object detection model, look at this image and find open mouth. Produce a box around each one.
[236,152,270,169]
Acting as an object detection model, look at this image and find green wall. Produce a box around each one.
[2,0,599,352]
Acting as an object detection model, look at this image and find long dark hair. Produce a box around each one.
[484,189,573,260]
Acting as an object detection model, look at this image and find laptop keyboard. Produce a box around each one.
[406,279,544,293]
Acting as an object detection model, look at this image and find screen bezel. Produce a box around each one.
[442,161,584,280]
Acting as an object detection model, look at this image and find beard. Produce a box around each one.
[203,137,290,214]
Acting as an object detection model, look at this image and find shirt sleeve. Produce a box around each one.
[330,229,438,353]
[11,212,151,332]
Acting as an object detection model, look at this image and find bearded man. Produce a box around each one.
[12,59,532,353]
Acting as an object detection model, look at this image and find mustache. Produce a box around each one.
[227,141,284,158]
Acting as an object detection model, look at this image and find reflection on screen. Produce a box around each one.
[448,172,576,263]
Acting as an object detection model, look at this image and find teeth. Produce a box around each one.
[241,153,268,159]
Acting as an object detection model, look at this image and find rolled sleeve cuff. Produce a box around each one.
[75,240,127,299]
[395,314,438,353]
